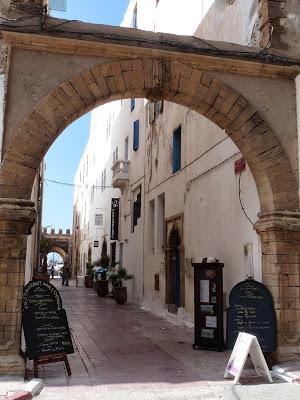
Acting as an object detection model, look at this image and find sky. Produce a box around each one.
[43,0,129,232]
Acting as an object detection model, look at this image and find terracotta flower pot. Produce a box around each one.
[94,280,108,297]
[84,275,94,288]
[114,286,127,304]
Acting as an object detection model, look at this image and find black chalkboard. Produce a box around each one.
[227,279,276,352]
[22,280,74,360]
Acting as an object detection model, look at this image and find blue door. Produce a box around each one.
[175,236,180,307]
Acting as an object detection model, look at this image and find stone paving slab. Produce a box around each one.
[26,281,300,400]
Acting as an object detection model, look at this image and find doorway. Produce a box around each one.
[165,218,185,311]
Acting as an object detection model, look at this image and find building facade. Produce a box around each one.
[73,0,265,324]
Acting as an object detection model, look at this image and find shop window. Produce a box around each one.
[133,119,139,151]
[172,126,181,173]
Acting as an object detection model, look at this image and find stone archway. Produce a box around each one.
[0,59,298,213]
[0,23,300,372]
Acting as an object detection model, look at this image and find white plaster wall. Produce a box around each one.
[194,0,259,46]
[75,0,262,327]
[122,0,261,327]
[73,101,122,274]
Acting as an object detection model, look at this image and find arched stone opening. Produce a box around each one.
[0,58,299,370]
[49,246,66,261]
[0,59,298,212]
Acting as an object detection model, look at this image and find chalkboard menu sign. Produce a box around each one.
[227,279,276,352]
[192,261,224,351]
[22,280,74,360]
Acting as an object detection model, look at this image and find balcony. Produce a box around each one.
[111,159,130,189]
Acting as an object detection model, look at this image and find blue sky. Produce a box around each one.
[43,0,129,232]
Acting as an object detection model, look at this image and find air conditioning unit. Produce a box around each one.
[48,0,67,12]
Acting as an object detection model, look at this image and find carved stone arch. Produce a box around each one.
[49,246,66,261]
[0,59,298,214]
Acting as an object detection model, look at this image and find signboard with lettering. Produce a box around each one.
[110,198,119,240]
[224,332,273,384]
[22,280,74,360]
[227,279,276,352]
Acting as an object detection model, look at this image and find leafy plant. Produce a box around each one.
[86,262,94,276]
[109,268,133,287]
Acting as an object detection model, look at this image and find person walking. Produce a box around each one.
[50,265,55,279]
[64,264,71,286]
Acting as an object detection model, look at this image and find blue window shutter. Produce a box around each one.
[131,98,135,112]
[133,120,139,151]
[172,126,181,173]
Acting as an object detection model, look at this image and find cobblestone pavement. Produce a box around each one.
[26,280,300,400]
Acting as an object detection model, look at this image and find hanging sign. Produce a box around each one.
[22,280,74,360]
[110,198,120,240]
[224,332,273,384]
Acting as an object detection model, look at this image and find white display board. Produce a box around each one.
[224,332,273,384]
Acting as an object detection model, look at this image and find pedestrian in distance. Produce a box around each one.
[50,265,54,279]
[64,265,71,286]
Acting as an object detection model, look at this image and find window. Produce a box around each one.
[132,186,141,232]
[133,119,139,151]
[157,193,165,253]
[148,199,155,253]
[124,136,129,160]
[95,214,103,226]
[113,147,119,164]
[147,100,163,124]
[91,185,94,203]
[172,126,181,173]
[131,98,135,112]
[101,169,106,192]
[132,4,137,28]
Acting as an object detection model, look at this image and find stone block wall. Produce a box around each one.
[259,0,300,51]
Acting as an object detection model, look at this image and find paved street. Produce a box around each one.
[25,280,300,400]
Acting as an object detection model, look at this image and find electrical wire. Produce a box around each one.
[238,169,254,226]
[45,178,112,189]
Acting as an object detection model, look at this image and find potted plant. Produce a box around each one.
[84,262,94,288]
[93,238,110,297]
[110,268,133,304]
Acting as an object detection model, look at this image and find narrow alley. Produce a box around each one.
[26,281,300,400]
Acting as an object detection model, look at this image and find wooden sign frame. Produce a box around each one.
[224,332,273,384]
[192,262,224,351]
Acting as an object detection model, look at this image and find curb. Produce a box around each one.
[5,379,44,400]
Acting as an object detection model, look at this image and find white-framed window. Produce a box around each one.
[95,214,103,226]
